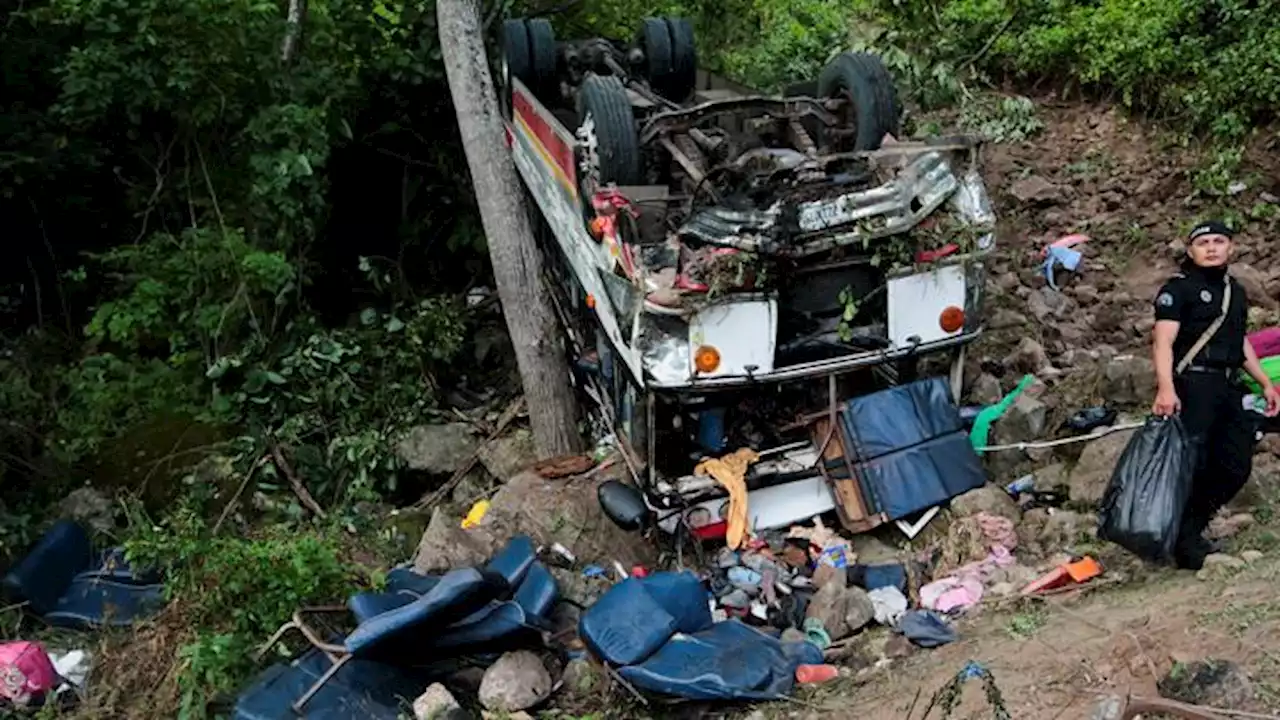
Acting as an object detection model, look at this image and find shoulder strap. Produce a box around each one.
[1175,277,1232,374]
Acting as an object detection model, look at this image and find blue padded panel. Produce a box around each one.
[484,535,536,589]
[345,568,499,661]
[512,563,558,620]
[347,591,419,624]
[618,620,823,701]
[233,649,425,719]
[2,520,94,614]
[43,578,166,629]
[857,432,986,520]
[636,572,713,635]
[862,563,907,592]
[385,568,441,596]
[841,378,965,460]
[579,578,677,667]
[82,547,163,586]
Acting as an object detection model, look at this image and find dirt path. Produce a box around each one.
[809,553,1279,719]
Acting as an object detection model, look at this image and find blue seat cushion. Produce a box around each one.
[432,562,560,651]
[579,578,677,667]
[857,432,986,520]
[619,620,822,701]
[43,578,166,630]
[347,590,418,624]
[636,572,713,634]
[512,563,558,620]
[233,648,426,719]
[2,520,95,614]
[385,568,441,595]
[483,535,536,589]
[841,378,965,459]
[345,568,505,662]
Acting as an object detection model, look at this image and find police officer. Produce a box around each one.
[1152,220,1280,569]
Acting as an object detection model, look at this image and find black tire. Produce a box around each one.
[817,52,902,151]
[664,17,697,101]
[526,18,559,99]
[502,19,533,92]
[638,18,673,96]
[577,73,642,186]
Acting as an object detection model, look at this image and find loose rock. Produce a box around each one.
[950,485,1020,522]
[1209,512,1255,540]
[806,582,875,640]
[59,487,115,534]
[413,684,462,720]
[970,373,1003,405]
[845,586,876,632]
[1011,338,1050,373]
[478,651,552,712]
[1027,287,1074,323]
[990,308,1028,330]
[1102,356,1155,407]
[561,658,602,696]
[1009,176,1063,205]
[397,423,480,474]
[1068,429,1136,506]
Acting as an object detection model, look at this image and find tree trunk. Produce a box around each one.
[436,0,582,457]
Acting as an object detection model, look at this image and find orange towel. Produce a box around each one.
[694,448,760,550]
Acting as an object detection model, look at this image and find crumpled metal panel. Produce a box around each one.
[789,151,960,256]
[677,206,778,252]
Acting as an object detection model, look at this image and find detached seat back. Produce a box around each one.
[1,520,165,629]
[578,571,821,701]
[343,567,507,664]
[245,534,559,715]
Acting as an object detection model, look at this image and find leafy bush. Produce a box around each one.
[125,505,360,716]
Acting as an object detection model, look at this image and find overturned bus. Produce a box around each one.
[499,16,995,540]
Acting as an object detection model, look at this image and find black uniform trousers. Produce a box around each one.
[1174,369,1255,556]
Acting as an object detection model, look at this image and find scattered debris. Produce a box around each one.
[1157,659,1255,712]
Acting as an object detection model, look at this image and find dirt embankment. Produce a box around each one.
[792,100,1280,720]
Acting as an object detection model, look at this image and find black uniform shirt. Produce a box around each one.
[1153,259,1248,369]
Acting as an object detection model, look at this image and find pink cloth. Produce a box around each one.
[921,546,1018,614]
[1248,327,1280,359]
[0,642,56,705]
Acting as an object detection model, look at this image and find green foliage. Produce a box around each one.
[959,95,1043,143]
[855,0,1280,140]
[125,504,357,715]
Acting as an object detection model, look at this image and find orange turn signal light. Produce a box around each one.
[694,345,721,374]
[939,306,965,333]
[586,293,596,309]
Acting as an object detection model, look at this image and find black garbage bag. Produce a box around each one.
[1098,416,1196,562]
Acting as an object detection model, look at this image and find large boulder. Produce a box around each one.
[478,651,552,712]
[412,507,496,573]
[1231,264,1277,310]
[986,392,1048,477]
[1067,428,1136,506]
[412,467,656,574]
[396,423,480,475]
[477,430,537,480]
[1102,356,1155,407]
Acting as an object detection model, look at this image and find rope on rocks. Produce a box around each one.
[974,421,1145,453]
